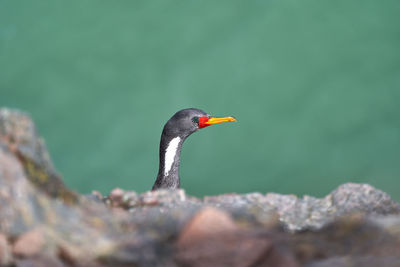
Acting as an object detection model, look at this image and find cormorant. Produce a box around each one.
[152,108,236,190]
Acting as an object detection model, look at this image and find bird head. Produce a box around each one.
[163,108,236,138]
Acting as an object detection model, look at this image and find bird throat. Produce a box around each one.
[153,134,184,190]
[164,136,181,177]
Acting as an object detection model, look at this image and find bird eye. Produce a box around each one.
[192,117,199,124]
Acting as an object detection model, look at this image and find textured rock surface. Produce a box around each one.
[1,107,400,266]
[264,183,400,231]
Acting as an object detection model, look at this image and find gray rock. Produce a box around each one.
[0,108,53,171]
[107,183,400,232]
[0,108,79,204]
[2,107,400,266]
[264,183,400,231]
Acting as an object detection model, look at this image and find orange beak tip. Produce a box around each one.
[205,116,237,125]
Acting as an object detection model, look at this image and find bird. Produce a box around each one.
[152,108,236,190]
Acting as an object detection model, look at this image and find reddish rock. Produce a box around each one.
[109,188,124,202]
[176,207,298,267]
[176,229,298,267]
[13,229,45,257]
[178,207,238,245]
[139,192,160,206]
[58,245,103,267]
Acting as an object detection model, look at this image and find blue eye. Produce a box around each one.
[192,117,199,124]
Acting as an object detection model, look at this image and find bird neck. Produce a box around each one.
[153,133,185,190]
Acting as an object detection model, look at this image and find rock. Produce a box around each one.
[13,229,45,257]
[0,108,79,204]
[306,256,400,267]
[204,192,279,227]
[15,254,65,267]
[2,107,400,266]
[0,108,123,264]
[177,207,239,245]
[264,183,400,232]
[176,231,275,267]
[290,214,400,265]
[84,190,104,204]
[330,183,400,215]
[0,233,12,265]
[109,188,124,202]
[176,207,298,267]
[0,108,52,170]
[57,245,103,267]
[137,189,191,207]
[369,214,400,236]
[109,188,125,208]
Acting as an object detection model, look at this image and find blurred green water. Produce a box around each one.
[1,1,399,199]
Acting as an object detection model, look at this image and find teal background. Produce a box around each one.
[1,1,400,199]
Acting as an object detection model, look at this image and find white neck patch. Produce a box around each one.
[164,136,181,176]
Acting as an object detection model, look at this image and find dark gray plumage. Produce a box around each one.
[152,108,209,190]
[152,108,237,190]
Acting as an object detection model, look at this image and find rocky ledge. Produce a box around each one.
[1,107,400,267]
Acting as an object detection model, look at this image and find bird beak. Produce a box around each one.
[205,116,237,125]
